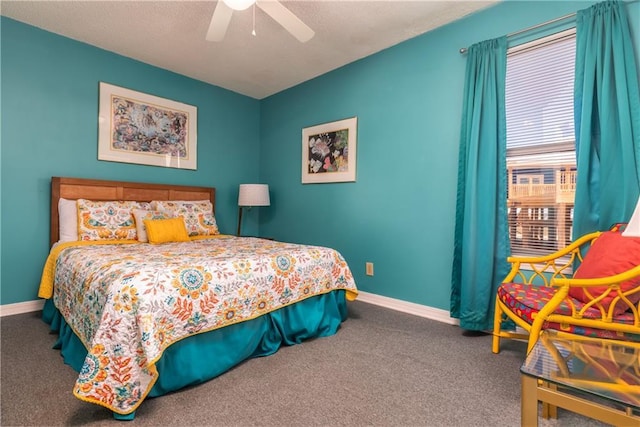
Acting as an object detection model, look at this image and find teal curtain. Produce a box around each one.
[451,37,511,331]
[573,0,640,238]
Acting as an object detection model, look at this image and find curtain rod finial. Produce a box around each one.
[460,47,468,54]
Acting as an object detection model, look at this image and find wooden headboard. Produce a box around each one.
[51,177,216,247]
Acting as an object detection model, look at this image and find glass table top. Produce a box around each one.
[520,330,640,411]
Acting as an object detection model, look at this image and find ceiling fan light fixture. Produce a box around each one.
[223,0,256,11]
[208,0,314,43]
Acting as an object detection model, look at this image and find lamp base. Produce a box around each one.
[237,207,243,236]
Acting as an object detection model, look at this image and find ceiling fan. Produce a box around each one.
[206,0,315,43]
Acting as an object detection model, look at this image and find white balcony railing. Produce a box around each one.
[507,169,576,252]
[508,170,576,203]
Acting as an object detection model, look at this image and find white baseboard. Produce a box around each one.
[1,293,457,326]
[356,291,460,325]
[0,299,45,317]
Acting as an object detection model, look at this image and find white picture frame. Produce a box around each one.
[98,82,197,170]
[301,117,357,184]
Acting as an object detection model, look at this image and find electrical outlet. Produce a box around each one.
[366,262,374,276]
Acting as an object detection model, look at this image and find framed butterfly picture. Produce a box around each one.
[301,117,357,184]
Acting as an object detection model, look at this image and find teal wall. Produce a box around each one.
[2,1,639,308]
[259,0,639,310]
[0,18,261,305]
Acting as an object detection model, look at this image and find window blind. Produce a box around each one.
[505,29,577,256]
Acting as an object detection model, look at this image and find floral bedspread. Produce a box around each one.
[45,236,358,415]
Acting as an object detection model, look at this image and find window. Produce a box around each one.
[505,29,576,256]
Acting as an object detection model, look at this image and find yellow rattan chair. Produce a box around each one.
[492,229,640,354]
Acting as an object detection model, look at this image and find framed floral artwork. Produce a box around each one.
[98,82,197,170]
[301,117,357,183]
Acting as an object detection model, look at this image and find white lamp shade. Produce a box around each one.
[238,184,270,207]
[623,196,640,237]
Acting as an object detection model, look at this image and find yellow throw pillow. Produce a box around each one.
[132,209,176,242]
[144,217,190,244]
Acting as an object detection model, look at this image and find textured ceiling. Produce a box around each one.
[1,1,497,99]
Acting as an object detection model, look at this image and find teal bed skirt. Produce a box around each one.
[42,290,348,419]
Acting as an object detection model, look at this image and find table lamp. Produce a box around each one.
[237,184,270,236]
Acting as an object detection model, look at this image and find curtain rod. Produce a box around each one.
[459,11,576,54]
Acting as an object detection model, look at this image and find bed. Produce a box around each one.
[39,177,358,420]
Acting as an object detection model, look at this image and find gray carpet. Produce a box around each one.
[1,301,609,426]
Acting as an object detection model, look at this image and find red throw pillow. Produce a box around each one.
[568,231,640,315]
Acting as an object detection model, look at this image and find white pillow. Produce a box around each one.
[58,198,78,243]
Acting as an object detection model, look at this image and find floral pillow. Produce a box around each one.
[77,199,149,241]
[152,200,219,237]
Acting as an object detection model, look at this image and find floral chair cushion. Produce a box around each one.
[498,282,638,341]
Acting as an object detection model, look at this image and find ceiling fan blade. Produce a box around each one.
[256,0,314,43]
[206,1,234,42]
